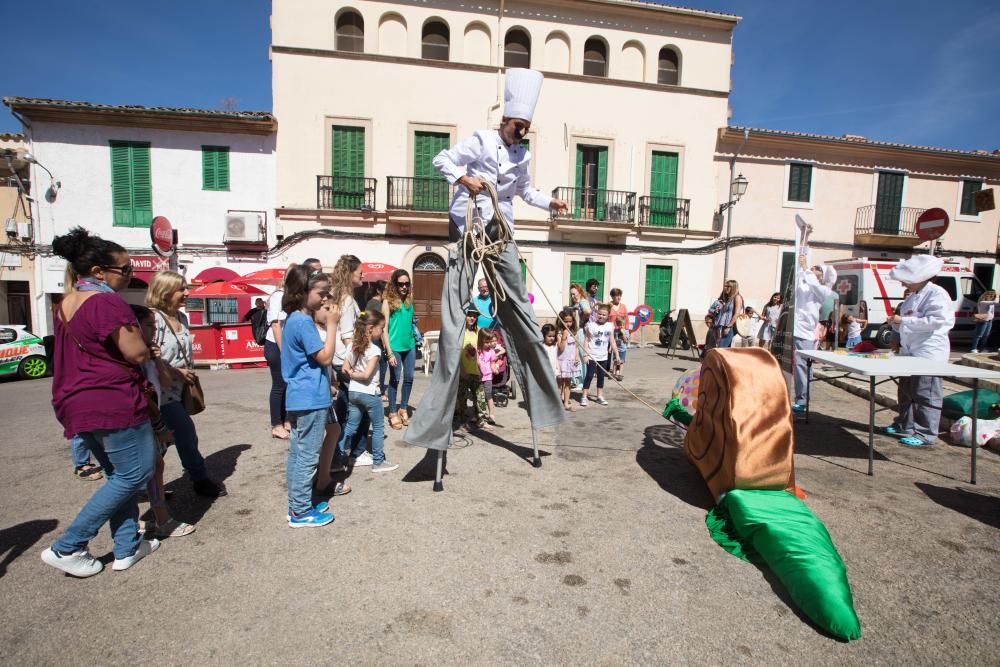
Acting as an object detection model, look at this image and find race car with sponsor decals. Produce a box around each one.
[828,258,990,347]
[0,325,49,379]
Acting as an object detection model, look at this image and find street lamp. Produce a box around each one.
[721,173,748,282]
[22,151,61,201]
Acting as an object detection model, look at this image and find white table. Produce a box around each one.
[799,350,1000,483]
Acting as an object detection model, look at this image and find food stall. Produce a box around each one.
[187,281,269,369]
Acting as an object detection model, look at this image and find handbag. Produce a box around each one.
[973,312,990,322]
[156,310,206,416]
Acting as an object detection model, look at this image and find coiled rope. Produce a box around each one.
[459,182,672,419]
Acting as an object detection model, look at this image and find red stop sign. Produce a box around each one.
[915,208,949,241]
[151,216,174,255]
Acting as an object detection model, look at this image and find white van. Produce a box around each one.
[828,258,989,347]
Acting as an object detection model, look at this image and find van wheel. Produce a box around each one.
[17,355,49,379]
[875,326,894,349]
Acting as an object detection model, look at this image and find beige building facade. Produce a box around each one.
[0,133,36,330]
[715,127,1000,312]
[272,0,740,333]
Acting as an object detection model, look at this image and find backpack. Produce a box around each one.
[250,308,270,346]
[684,347,795,501]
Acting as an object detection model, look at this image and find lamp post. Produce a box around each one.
[22,152,61,202]
[720,173,748,283]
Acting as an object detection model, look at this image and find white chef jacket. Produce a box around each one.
[433,129,552,233]
[793,269,833,340]
[891,282,955,362]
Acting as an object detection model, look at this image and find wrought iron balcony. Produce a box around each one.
[854,205,925,248]
[551,187,636,224]
[317,176,377,211]
[638,196,690,229]
[386,176,455,213]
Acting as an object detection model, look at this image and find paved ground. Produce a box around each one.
[1,347,998,665]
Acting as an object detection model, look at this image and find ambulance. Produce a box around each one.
[827,258,989,347]
[0,325,49,379]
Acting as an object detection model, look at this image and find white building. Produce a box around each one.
[271,0,739,333]
[3,98,277,335]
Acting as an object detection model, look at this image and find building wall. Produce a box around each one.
[0,135,37,328]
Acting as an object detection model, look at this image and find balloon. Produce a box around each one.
[528,292,535,304]
[672,368,701,416]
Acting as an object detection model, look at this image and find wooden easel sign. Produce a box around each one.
[668,308,699,361]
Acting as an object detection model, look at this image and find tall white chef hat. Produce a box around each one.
[504,68,544,122]
[820,265,837,288]
[890,255,943,284]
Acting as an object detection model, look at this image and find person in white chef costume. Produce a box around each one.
[882,254,955,447]
[403,69,569,452]
[791,253,837,413]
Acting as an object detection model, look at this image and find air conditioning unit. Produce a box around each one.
[225,213,261,241]
[5,218,17,237]
[17,222,31,239]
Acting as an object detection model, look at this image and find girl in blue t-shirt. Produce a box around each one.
[281,265,338,528]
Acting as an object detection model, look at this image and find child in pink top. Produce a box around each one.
[477,329,505,425]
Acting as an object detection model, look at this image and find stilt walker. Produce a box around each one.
[402,69,569,490]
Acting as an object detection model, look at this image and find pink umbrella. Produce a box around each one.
[232,268,286,286]
[189,281,267,297]
[360,262,396,282]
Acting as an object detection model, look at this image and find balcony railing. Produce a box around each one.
[387,176,455,212]
[552,187,636,224]
[854,205,924,238]
[638,196,690,229]
[317,176,377,211]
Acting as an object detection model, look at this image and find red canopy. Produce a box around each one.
[360,262,396,282]
[189,281,267,297]
[232,268,286,286]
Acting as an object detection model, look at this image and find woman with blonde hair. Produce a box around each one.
[381,269,416,430]
[146,271,224,497]
[711,279,745,349]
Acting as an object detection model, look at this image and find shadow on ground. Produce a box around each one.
[915,482,1000,529]
[0,519,59,578]
[636,423,714,510]
[165,444,251,524]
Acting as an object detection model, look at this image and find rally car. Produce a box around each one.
[0,325,49,380]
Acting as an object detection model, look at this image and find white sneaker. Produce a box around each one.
[971,349,979,354]
[41,547,103,578]
[580,396,588,407]
[112,538,160,571]
[596,396,609,406]
[351,451,374,467]
[371,461,399,473]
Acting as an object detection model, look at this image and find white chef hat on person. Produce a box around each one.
[504,68,544,122]
[820,265,837,288]
[890,255,943,284]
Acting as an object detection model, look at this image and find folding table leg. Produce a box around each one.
[805,359,813,424]
[868,376,876,476]
[971,379,979,485]
[433,450,445,492]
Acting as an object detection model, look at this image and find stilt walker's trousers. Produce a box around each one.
[403,233,565,451]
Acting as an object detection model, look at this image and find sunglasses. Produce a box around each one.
[101,263,134,276]
[318,290,332,299]
[396,281,410,287]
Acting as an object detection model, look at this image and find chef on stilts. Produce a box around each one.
[882,255,955,447]
[403,68,569,451]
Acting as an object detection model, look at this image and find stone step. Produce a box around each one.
[953,353,1000,394]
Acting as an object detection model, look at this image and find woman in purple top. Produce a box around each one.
[41,227,159,578]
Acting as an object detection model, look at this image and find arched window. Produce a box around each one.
[422,20,450,61]
[504,28,531,68]
[583,38,608,77]
[335,10,364,53]
[658,47,679,85]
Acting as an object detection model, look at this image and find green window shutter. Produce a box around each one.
[110,142,134,227]
[961,180,982,216]
[788,163,811,202]
[874,172,904,233]
[202,146,229,191]
[332,127,365,208]
[519,258,527,286]
[779,251,795,301]
[644,265,673,320]
[650,151,678,226]
[569,261,605,300]
[574,146,585,219]
[413,131,449,211]
[131,143,153,227]
[596,147,608,219]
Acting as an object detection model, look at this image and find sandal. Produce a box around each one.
[316,480,352,496]
[271,426,290,440]
[388,413,403,430]
[398,409,410,426]
[74,464,103,481]
[152,518,196,538]
[900,436,932,448]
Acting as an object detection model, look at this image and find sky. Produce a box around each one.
[2,0,998,152]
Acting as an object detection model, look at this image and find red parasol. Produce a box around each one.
[188,281,267,297]
[360,262,396,282]
[232,268,287,286]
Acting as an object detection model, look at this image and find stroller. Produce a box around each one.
[490,327,517,408]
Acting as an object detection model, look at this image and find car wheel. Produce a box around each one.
[18,355,49,380]
[875,326,894,349]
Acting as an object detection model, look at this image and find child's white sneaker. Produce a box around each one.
[596,396,609,406]
[580,395,588,407]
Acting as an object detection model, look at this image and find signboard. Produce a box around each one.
[915,207,949,242]
[151,216,175,256]
[975,188,996,213]
[666,309,699,361]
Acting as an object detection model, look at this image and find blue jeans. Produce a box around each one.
[333,365,369,457]
[52,423,156,559]
[286,408,327,515]
[160,401,208,481]
[387,348,415,413]
[70,433,90,468]
[972,320,992,350]
[716,326,735,348]
[344,392,386,465]
[845,336,861,349]
[264,340,287,427]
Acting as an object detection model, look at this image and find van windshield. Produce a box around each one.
[931,277,957,300]
[962,276,986,301]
